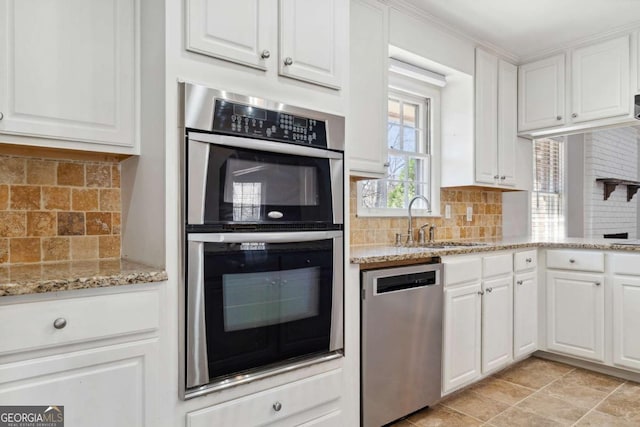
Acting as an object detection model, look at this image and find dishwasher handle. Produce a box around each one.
[376,271,440,294]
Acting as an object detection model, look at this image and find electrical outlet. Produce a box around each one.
[445,204,451,219]
[466,206,473,222]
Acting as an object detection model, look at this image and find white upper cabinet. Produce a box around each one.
[571,35,630,123]
[474,49,519,187]
[475,49,499,184]
[518,54,566,131]
[0,0,136,151]
[185,0,344,90]
[497,60,517,186]
[279,0,345,89]
[186,0,277,70]
[348,0,388,177]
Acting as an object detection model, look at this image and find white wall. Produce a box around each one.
[583,127,640,238]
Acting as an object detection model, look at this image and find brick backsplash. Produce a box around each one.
[0,155,121,264]
[350,178,503,246]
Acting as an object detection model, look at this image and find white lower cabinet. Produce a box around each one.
[0,288,161,427]
[513,271,538,358]
[481,275,513,373]
[0,341,157,427]
[546,270,605,362]
[186,369,342,427]
[443,281,482,394]
[612,276,640,371]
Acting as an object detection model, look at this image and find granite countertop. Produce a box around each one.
[0,259,168,297]
[350,237,640,264]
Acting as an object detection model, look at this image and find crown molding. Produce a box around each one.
[387,0,521,63]
[519,20,640,63]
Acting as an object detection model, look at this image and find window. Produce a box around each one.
[531,138,565,239]
[357,77,441,216]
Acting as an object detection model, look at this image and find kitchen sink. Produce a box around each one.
[405,241,489,249]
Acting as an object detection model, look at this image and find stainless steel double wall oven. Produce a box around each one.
[181,83,345,398]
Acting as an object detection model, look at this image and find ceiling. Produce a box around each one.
[404,0,640,60]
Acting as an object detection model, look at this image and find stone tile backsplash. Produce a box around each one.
[0,155,121,264]
[350,178,503,246]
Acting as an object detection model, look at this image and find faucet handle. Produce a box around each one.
[418,223,429,245]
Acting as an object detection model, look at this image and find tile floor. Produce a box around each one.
[391,356,640,427]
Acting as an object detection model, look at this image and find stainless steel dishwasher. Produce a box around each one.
[361,263,443,427]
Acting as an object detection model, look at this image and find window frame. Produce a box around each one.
[531,137,567,239]
[356,73,441,217]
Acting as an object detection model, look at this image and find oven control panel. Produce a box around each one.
[211,100,328,149]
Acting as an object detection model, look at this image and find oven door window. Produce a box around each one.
[202,145,333,224]
[202,239,334,380]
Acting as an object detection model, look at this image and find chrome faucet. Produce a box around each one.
[406,195,431,244]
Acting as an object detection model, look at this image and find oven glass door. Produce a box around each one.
[187,134,343,227]
[186,231,343,388]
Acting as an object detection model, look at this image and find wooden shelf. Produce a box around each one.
[595,178,640,202]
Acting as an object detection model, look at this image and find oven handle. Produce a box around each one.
[186,240,210,389]
[187,230,343,243]
[188,132,343,159]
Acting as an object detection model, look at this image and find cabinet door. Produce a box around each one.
[546,270,605,361]
[475,48,498,184]
[481,275,513,374]
[497,60,517,186]
[612,276,640,371]
[185,0,276,70]
[443,282,482,394]
[0,0,135,148]
[572,35,630,123]
[514,271,538,358]
[518,54,566,131]
[0,341,158,427]
[348,0,388,177]
[279,0,345,89]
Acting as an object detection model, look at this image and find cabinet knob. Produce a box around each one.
[477,291,484,296]
[53,318,67,329]
[493,175,499,179]
[595,282,601,286]
[500,176,506,180]
[486,287,493,293]
[571,113,578,118]
[260,49,271,59]
[383,162,390,167]
[526,258,532,263]
[283,57,293,66]
[517,280,524,285]
[569,259,576,263]
[273,401,282,412]
[556,115,562,121]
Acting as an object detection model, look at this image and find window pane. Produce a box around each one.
[531,138,564,239]
[388,99,401,124]
[386,155,406,181]
[387,123,402,150]
[403,126,417,152]
[403,103,418,127]
[386,180,405,208]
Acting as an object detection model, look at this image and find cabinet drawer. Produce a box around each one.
[514,250,537,272]
[546,250,604,272]
[482,253,513,278]
[0,290,159,356]
[444,257,482,286]
[186,369,342,427]
[611,253,640,276]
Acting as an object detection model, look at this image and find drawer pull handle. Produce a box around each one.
[273,401,282,412]
[517,280,523,285]
[595,282,601,286]
[525,258,532,263]
[53,318,67,329]
[569,259,576,264]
